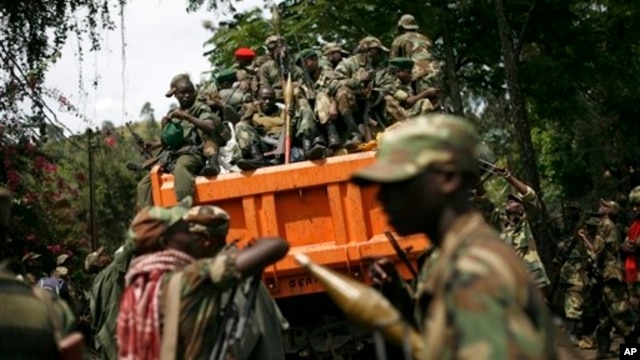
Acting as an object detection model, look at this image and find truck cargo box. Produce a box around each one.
[150,151,430,299]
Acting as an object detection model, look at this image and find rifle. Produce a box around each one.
[208,273,263,360]
[125,122,153,159]
[271,5,293,164]
[384,232,418,278]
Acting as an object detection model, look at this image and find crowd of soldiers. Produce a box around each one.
[1,12,640,360]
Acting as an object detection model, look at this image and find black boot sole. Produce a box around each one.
[328,141,342,151]
[237,160,263,171]
[200,167,221,177]
[307,145,326,160]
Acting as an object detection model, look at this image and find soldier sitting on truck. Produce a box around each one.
[136,74,231,209]
[384,57,440,123]
[211,68,248,122]
[234,86,326,171]
[331,36,396,150]
[258,35,304,101]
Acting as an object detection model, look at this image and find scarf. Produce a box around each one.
[117,249,195,360]
[625,220,640,284]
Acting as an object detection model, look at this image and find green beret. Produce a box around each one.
[296,49,318,63]
[389,57,414,70]
[215,68,237,83]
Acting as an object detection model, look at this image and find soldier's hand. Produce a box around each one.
[161,116,170,126]
[170,109,189,120]
[620,240,636,253]
[328,102,338,121]
[359,71,373,83]
[286,106,295,119]
[369,257,398,286]
[495,167,511,179]
[425,87,441,99]
[577,229,588,239]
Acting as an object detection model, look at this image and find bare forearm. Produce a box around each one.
[186,115,215,133]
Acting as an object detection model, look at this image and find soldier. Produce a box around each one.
[495,168,551,295]
[233,47,258,96]
[321,42,349,69]
[234,85,325,170]
[215,68,249,113]
[390,14,438,90]
[385,57,440,123]
[21,251,46,285]
[351,114,556,359]
[332,36,395,149]
[568,213,638,358]
[0,186,81,359]
[89,243,134,360]
[258,35,304,100]
[136,74,231,208]
[296,48,340,151]
[621,185,640,308]
[116,197,289,360]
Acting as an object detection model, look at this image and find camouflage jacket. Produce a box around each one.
[331,54,395,96]
[390,31,435,79]
[233,63,259,96]
[165,101,224,148]
[157,246,287,360]
[219,87,250,110]
[595,216,625,282]
[390,80,416,105]
[90,244,135,360]
[258,59,304,99]
[414,212,557,360]
[498,187,550,288]
[0,270,76,359]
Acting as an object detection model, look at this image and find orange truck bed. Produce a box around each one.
[150,151,430,299]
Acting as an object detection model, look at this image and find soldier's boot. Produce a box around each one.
[304,137,327,161]
[342,113,363,150]
[200,156,221,177]
[237,144,267,171]
[596,333,613,359]
[324,122,341,151]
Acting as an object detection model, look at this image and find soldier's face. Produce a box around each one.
[505,199,524,214]
[175,83,197,109]
[396,69,412,83]
[328,51,343,64]
[304,56,318,72]
[259,93,277,113]
[632,204,640,218]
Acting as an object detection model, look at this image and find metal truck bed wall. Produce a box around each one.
[150,151,430,299]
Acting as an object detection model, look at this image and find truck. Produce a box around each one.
[149,151,430,359]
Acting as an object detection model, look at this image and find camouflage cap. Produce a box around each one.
[351,114,479,184]
[182,205,230,239]
[322,42,349,56]
[358,36,389,53]
[630,185,640,205]
[398,14,419,30]
[165,73,191,98]
[215,68,238,84]
[600,199,621,215]
[128,197,193,254]
[265,35,285,47]
[22,252,41,263]
[389,57,414,70]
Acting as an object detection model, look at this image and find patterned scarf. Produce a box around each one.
[117,249,195,360]
[624,220,640,284]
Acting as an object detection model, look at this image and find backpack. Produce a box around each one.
[37,277,67,297]
[161,121,185,150]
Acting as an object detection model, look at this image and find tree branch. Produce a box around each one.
[515,0,538,56]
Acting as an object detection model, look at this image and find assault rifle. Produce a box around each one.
[125,122,153,159]
[293,33,316,101]
[208,272,263,360]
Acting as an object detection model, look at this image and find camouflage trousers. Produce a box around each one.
[522,249,551,289]
[561,260,587,319]
[597,281,638,337]
[315,91,333,125]
[136,153,205,208]
[383,95,435,123]
[335,86,358,116]
[234,115,317,153]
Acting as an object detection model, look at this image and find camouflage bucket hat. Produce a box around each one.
[351,114,479,184]
[358,36,389,53]
[265,35,284,47]
[630,185,640,205]
[398,14,419,30]
[165,73,191,98]
[322,42,349,56]
[182,205,230,239]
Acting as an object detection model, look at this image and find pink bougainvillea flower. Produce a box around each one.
[105,136,117,147]
[47,244,61,255]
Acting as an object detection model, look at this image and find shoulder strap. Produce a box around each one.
[160,272,184,360]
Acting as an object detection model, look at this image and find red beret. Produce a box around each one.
[234,47,256,59]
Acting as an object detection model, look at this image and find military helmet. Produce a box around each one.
[398,14,419,30]
[629,185,640,205]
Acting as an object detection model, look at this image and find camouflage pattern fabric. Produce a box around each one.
[0,270,76,359]
[390,31,437,81]
[498,187,551,289]
[258,59,304,100]
[383,80,435,123]
[235,105,316,155]
[233,62,259,97]
[219,88,249,110]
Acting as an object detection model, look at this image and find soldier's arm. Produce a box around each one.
[504,172,540,220]
[333,60,361,91]
[186,105,220,134]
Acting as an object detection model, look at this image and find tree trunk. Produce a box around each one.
[438,0,464,115]
[494,0,540,192]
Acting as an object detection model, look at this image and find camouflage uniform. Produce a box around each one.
[117,199,288,360]
[314,43,348,125]
[216,68,250,111]
[351,114,556,360]
[498,189,551,289]
[390,14,439,90]
[385,57,436,123]
[137,75,230,208]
